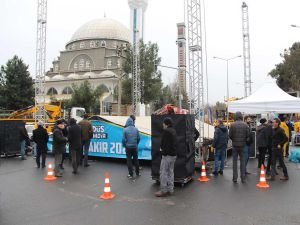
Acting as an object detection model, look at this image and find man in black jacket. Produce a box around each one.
[243,115,252,175]
[32,121,49,168]
[68,118,82,174]
[53,120,68,177]
[19,121,29,160]
[155,117,177,197]
[256,118,268,168]
[267,118,289,181]
[212,119,228,176]
[229,112,249,183]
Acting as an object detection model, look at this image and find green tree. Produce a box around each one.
[269,42,300,91]
[152,85,177,109]
[121,41,163,104]
[0,55,34,110]
[67,81,96,113]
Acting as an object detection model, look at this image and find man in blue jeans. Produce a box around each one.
[212,119,228,176]
[122,117,140,178]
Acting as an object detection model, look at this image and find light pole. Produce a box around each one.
[156,64,186,108]
[213,55,241,127]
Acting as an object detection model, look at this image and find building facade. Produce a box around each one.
[45,18,130,113]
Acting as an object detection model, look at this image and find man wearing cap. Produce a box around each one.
[256,118,268,168]
[68,118,82,174]
[32,121,49,168]
[155,117,177,197]
[53,120,68,177]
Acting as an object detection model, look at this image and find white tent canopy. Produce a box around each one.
[228,82,300,113]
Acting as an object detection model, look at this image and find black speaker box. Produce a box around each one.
[151,114,195,184]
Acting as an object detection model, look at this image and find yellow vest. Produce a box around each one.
[294,122,300,133]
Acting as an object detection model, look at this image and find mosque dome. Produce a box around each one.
[68,18,130,44]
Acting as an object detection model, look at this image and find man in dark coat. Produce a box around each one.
[267,118,289,181]
[265,120,274,175]
[256,118,268,168]
[68,118,82,174]
[32,121,49,168]
[19,121,29,160]
[243,115,253,175]
[53,120,68,177]
[229,111,249,183]
[155,117,177,197]
[212,119,228,176]
[79,114,93,167]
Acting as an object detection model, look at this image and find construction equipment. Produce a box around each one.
[242,2,252,97]
[1,102,85,133]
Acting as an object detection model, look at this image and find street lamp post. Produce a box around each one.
[213,55,241,128]
[155,64,185,108]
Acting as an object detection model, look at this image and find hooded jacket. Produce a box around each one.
[256,123,268,148]
[79,119,93,141]
[212,124,228,149]
[229,112,250,148]
[122,118,140,149]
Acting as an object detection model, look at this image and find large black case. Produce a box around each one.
[0,120,23,156]
[151,115,195,184]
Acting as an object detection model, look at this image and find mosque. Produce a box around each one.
[45,18,130,113]
[44,0,148,114]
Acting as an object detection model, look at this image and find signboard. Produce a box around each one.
[48,119,152,160]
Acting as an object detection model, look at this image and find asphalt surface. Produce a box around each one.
[1,148,300,225]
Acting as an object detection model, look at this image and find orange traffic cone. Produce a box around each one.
[44,163,57,181]
[198,161,210,182]
[100,172,115,200]
[256,165,269,189]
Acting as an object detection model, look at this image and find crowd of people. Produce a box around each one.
[213,111,292,183]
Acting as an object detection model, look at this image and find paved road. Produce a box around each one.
[1,150,300,225]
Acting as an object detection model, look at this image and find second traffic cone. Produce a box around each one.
[100,172,115,200]
[44,163,57,181]
[256,165,269,189]
[198,161,210,182]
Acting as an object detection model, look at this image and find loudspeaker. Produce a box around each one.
[151,115,195,183]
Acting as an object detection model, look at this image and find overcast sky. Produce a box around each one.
[1,0,300,103]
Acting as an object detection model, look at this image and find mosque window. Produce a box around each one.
[47,87,58,95]
[117,59,121,68]
[72,43,76,50]
[80,42,85,49]
[54,64,59,72]
[79,59,85,69]
[86,61,91,69]
[62,87,73,95]
[74,62,78,69]
[107,59,112,68]
[101,41,106,48]
[90,41,95,48]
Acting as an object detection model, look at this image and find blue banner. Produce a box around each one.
[48,120,152,160]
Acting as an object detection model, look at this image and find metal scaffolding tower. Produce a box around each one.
[35,0,47,124]
[186,0,204,143]
[132,28,141,116]
[242,2,252,97]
